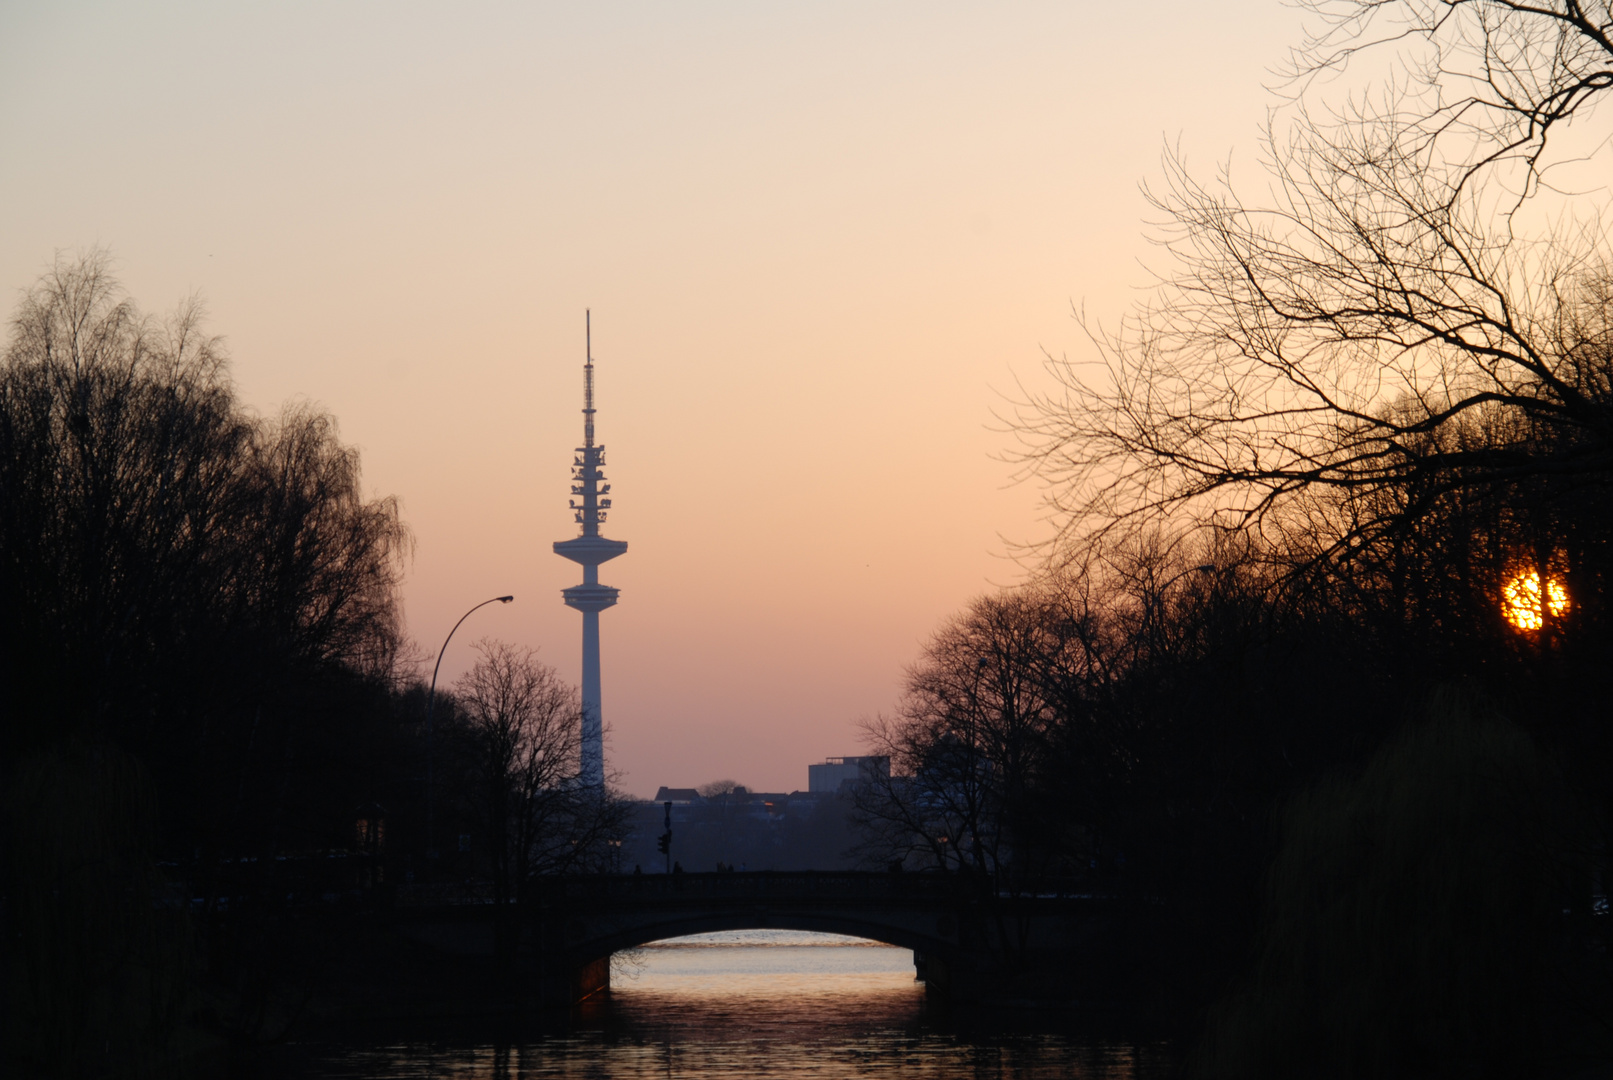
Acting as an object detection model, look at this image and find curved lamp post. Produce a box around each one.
[425,594,514,858]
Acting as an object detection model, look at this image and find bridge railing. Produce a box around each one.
[388,872,1121,909]
[525,870,994,906]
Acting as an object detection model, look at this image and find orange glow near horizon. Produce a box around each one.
[1502,571,1568,632]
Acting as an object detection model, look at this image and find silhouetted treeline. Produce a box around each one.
[858,248,1613,1069]
[859,490,1610,1069]
[0,252,412,836]
[878,0,1613,1070]
[0,255,641,1077]
[0,255,422,1076]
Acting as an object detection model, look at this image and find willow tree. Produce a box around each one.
[0,252,413,1069]
[0,252,410,764]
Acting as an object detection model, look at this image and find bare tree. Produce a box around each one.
[1000,10,1613,1053]
[1286,0,1613,202]
[452,639,627,906]
[855,591,1068,881]
[854,539,1289,884]
[1013,1,1613,586]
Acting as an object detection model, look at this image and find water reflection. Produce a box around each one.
[279,930,1168,1079]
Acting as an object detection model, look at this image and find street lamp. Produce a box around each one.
[425,595,514,858]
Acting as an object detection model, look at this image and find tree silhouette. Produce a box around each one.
[1,252,415,1067]
[447,639,629,908]
[1013,1,1613,587]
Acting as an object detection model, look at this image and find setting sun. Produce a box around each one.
[1502,571,1569,631]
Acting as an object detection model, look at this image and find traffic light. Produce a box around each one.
[657,831,671,855]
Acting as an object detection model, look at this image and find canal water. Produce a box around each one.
[271,930,1171,1079]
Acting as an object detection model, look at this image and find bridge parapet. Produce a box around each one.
[528,870,993,907]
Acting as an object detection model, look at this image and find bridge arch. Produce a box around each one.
[562,909,959,970]
[523,871,992,1003]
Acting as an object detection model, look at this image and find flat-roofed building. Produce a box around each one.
[808,755,890,793]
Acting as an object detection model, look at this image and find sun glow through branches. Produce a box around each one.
[1501,571,1568,632]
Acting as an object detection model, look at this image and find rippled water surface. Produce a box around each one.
[277,930,1170,1079]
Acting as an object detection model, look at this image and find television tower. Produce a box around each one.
[553,311,626,790]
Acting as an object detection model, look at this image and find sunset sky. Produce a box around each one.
[1,0,1299,795]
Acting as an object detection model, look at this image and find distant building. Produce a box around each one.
[808,755,890,794]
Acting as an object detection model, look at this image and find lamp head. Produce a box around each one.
[497,595,515,603]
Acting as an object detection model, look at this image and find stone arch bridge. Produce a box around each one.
[392,872,1158,1007]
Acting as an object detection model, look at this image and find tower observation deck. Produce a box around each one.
[553,311,626,789]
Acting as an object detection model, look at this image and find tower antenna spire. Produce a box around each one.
[584,309,595,449]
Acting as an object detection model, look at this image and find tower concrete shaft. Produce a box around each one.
[553,311,625,789]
